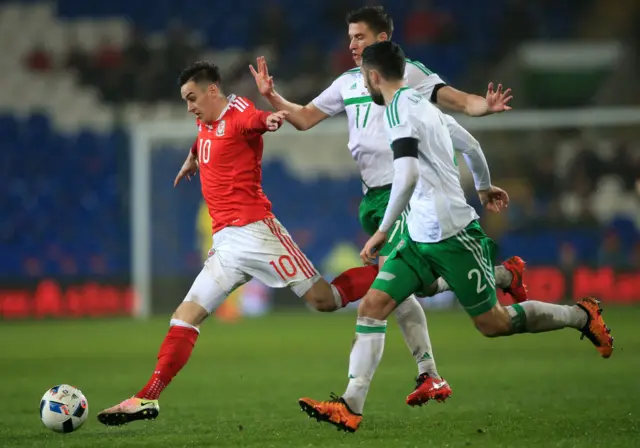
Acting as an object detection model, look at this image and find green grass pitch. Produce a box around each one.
[2,307,639,447]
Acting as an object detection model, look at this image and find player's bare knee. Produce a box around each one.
[358,290,396,321]
[302,280,338,312]
[475,321,505,338]
[311,298,336,312]
[473,306,511,337]
[172,301,209,327]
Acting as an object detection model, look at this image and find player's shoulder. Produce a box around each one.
[338,67,360,78]
[387,88,423,128]
[404,58,437,78]
[229,95,255,114]
[333,67,360,86]
[225,95,259,130]
[393,87,420,107]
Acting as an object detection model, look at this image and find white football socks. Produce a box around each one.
[507,301,588,333]
[493,265,514,289]
[394,296,439,378]
[342,317,386,415]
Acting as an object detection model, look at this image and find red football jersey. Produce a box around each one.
[192,95,275,234]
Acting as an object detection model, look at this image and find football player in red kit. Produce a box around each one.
[97,61,379,426]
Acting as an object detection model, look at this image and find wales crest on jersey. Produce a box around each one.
[216,120,226,137]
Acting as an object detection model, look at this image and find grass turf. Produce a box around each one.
[1,307,639,447]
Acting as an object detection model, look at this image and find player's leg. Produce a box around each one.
[302,264,380,311]
[471,299,614,357]
[377,251,452,407]
[299,237,439,432]
[359,193,440,371]
[358,193,450,405]
[97,240,248,426]
[247,218,379,311]
[378,213,441,379]
[430,221,614,358]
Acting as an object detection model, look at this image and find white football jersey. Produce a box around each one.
[312,60,445,190]
[385,87,479,243]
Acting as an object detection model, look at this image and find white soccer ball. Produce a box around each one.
[40,384,88,433]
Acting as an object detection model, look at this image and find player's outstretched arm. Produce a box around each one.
[250,56,328,131]
[444,114,491,191]
[174,144,198,187]
[243,109,289,135]
[440,113,508,213]
[436,82,513,117]
[442,114,507,213]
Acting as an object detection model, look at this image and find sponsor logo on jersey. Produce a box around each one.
[216,120,226,136]
[350,82,357,90]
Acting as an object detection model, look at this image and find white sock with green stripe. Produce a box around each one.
[394,296,439,378]
[493,265,513,289]
[507,302,588,334]
[342,317,387,415]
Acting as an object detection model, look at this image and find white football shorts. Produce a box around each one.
[184,217,321,313]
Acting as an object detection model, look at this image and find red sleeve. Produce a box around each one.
[242,109,272,135]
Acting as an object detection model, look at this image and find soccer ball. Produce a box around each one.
[40,384,88,433]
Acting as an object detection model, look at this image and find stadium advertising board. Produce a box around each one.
[0,266,639,319]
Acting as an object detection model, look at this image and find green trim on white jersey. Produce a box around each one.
[405,59,433,76]
[344,96,372,106]
[386,87,410,128]
[338,67,360,78]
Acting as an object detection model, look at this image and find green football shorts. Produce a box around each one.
[371,220,498,317]
[358,185,408,257]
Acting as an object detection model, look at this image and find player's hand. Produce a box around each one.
[174,153,199,187]
[266,110,289,131]
[485,82,513,114]
[478,186,509,213]
[250,56,275,97]
[360,230,388,265]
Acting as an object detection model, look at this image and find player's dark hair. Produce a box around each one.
[361,41,406,81]
[346,6,394,38]
[178,61,222,87]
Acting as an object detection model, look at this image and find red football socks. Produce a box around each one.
[331,264,380,307]
[135,325,199,400]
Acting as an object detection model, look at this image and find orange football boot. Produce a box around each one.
[299,394,362,433]
[576,297,614,358]
[406,374,452,407]
[501,256,528,303]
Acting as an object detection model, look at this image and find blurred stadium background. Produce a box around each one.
[0,0,639,318]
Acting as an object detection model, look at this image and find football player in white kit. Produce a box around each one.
[251,6,528,407]
[298,41,614,432]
